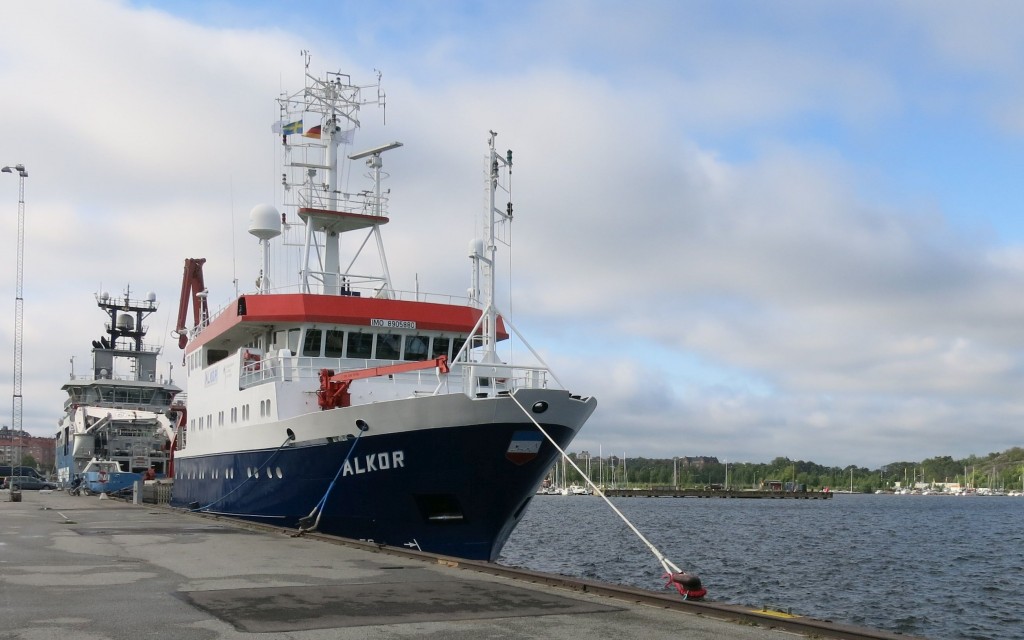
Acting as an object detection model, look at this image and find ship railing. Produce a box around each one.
[294,188,390,218]
[239,355,460,389]
[238,354,552,393]
[96,293,158,311]
[100,327,163,353]
[66,373,166,382]
[61,397,175,414]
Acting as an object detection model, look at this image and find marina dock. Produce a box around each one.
[598,488,834,499]
[2,489,908,639]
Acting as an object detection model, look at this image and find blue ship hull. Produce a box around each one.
[171,422,574,561]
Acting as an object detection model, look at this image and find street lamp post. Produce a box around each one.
[2,164,27,480]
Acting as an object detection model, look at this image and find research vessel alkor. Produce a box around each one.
[169,56,596,561]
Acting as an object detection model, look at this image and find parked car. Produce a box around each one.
[0,465,43,480]
[1,475,57,490]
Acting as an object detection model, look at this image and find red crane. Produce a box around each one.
[174,258,208,350]
[317,356,450,410]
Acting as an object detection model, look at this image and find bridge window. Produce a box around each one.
[302,329,323,357]
[451,337,467,361]
[325,330,345,357]
[274,328,301,354]
[431,337,450,359]
[376,333,402,360]
[347,333,373,359]
[405,336,429,361]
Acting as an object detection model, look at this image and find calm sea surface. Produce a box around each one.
[499,493,1024,640]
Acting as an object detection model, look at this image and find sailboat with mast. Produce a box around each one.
[168,56,597,561]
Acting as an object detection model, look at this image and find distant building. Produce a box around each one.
[0,426,55,471]
[678,456,719,469]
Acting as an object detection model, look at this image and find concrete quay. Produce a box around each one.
[1,489,914,640]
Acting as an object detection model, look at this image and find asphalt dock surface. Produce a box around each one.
[1,489,914,640]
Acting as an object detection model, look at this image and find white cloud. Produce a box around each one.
[1,1,1023,469]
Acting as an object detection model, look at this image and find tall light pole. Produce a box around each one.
[2,163,27,474]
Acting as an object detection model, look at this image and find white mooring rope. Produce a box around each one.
[508,392,683,577]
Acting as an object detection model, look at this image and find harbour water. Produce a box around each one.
[499,493,1024,640]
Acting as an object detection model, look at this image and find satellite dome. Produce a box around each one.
[117,313,135,331]
[146,291,157,303]
[249,204,282,240]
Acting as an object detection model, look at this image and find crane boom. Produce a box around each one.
[317,356,450,410]
[175,258,208,350]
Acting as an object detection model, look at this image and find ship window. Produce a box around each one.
[207,349,229,366]
[266,399,272,416]
[404,335,429,361]
[451,337,467,361]
[302,329,323,357]
[325,330,345,358]
[376,333,402,360]
[347,332,373,359]
[275,467,282,479]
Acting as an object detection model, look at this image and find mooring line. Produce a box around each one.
[191,433,294,513]
[295,428,365,535]
[507,392,684,577]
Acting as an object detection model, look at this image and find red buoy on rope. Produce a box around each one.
[664,572,707,600]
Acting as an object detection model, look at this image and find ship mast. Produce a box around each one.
[274,53,390,297]
[472,132,513,363]
[92,288,162,382]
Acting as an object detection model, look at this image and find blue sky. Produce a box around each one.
[3,0,1024,468]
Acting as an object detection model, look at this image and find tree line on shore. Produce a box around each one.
[554,447,1024,493]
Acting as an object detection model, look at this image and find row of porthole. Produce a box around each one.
[248,466,284,479]
[176,467,285,481]
[178,468,237,481]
